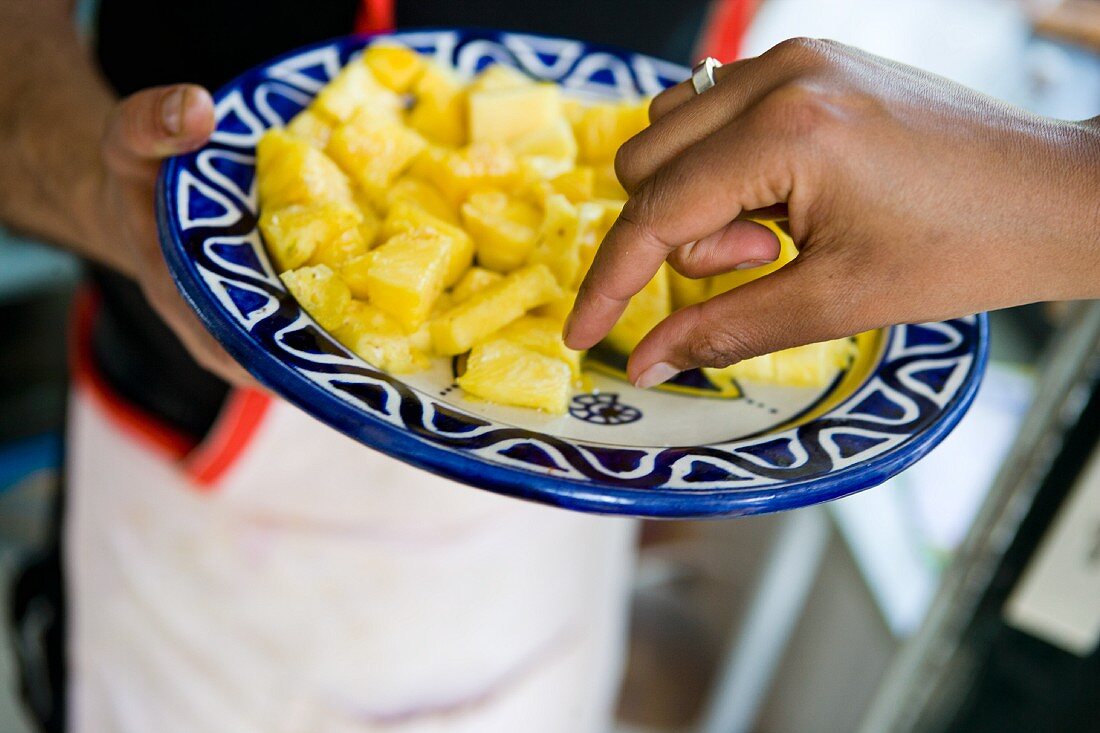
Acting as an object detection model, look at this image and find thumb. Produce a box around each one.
[103,84,215,174]
[626,256,863,388]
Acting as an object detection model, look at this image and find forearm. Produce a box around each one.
[0,0,123,271]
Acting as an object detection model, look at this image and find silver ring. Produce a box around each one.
[692,57,722,95]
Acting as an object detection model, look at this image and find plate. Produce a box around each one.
[156,28,988,518]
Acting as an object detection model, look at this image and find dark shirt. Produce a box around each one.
[92,0,709,440]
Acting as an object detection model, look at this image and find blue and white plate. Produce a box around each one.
[156,29,988,518]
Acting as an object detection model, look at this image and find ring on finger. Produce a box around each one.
[691,57,723,95]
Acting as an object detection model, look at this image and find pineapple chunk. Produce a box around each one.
[407,63,466,147]
[575,101,649,164]
[363,44,424,93]
[460,190,542,272]
[534,290,577,324]
[313,60,401,124]
[351,191,382,248]
[458,339,572,414]
[360,229,456,330]
[334,300,429,373]
[706,220,797,298]
[259,200,362,273]
[469,83,564,146]
[339,254,374,301]
[499,316,583,377]
[593,162,627,200]
[545,166,595,203]
[704,340,856,388]
[528,195,603,290]
[326,111,427,199]
[451,267,503,302]
[381,201,474,286]
[256,129,353,209]
[468,64,533,94]
[668,268,709,310]
[508,117,578,160]
[280,264,351,331]
[411,143,519,202]
[605,264,671,354]
[431,264,561,356]
[384,177,457,223]
[286,109,333,149]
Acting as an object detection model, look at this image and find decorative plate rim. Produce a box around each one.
[155,28,989,518]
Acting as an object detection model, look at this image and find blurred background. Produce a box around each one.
[1,0,1099,731]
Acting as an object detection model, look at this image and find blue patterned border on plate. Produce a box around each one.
[156,28,989,518]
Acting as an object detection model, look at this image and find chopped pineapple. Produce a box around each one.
[593,162,627,200]
[705,340,856,389]
[286,109,333,149]
[575,101,649,164]
[313,60,401,124]
[360,229,456,330]
[668,268,709,310]
[381,201,474,286]
[508,117,578,160]
[458,339,572,413]
[279,264,351,331]
[256,129,353,209]
[528,195,603,290]
[499,316,583,377]
[334,300,429,373]
[259,200,363,272]
[469,83,564,147]
[431,264,561,356]
[707,220,797,298]
[411,143,519,202]
[384,177,457,223]
[534,290,577,324]
[407,63,466,147]
[363,44,424,93]
[605,264,671,354]
[545,166,594,203]
[468,64,533,94]
[326,111,427,200]
[451,267,503,303]
[460,190,542,272]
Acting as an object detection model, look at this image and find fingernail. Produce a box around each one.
[635,362,680,389]
[161,87,187,136]
[735,258,773,270]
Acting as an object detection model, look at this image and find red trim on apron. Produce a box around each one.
[697,0,760,61]
[70,287,274,490]
[184,388,272,489]
[70,289,196,461]
[355,0,395,34]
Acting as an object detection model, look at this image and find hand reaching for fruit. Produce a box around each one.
[565,37,1100,389]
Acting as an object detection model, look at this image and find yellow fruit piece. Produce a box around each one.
[534,290,577,324]
[508,117,578,160]
[327,111,427,199]
[704,340,856,389]
[575,101,649,164]
[411,143,519,203]
[286,109,333,149]
[605,264,671,354]
[547,166,594,203]
[498,315,583,377]
[461,190,542,273]
[361,229,456,330]
[469,83,564,147]
[280,264,351,332]
[313,60,401,124]
[562,98,585,126]
[407,63,466,147]
[381,201,474,286]
[334,300,429,373]
[593,162,627,200]
[352,191,382,248]
[340,254,373,301]
[363,44,424,93]
[256,129,353,209]
[384,177,457,223]
[451,267,503,302]
[528,195,603,290]
[468,64,534,94]
[668,268,709,310]
[707,220,798,297]
[259,200,361,273]
[458,338,572,414]
[431,264,561,356]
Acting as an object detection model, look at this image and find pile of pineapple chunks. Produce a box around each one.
[257,43,854,414]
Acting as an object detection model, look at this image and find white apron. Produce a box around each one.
[65,304,636,733]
